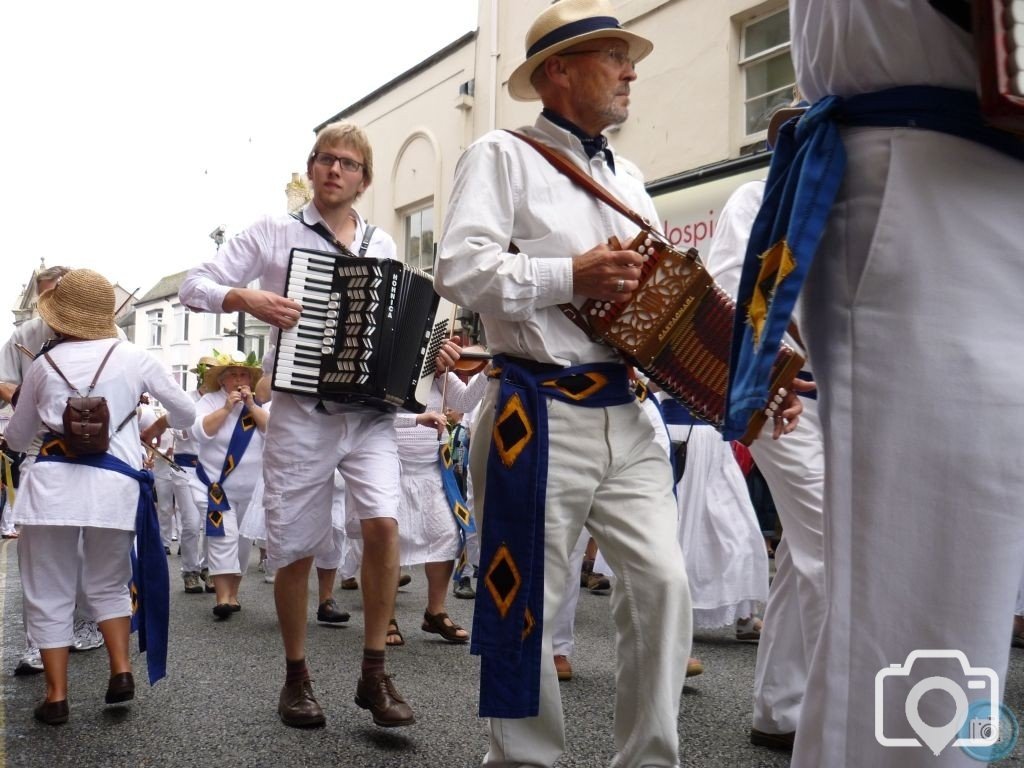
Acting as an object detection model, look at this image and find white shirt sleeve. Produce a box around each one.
[435,138,574,321]
[179,217,273,312]
[704,181,766,302]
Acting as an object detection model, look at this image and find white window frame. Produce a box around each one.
[171,364,189,390]
[739,7,795,138]
[147,309,164,348]
[403,204,435,274]
[172,303,190,343]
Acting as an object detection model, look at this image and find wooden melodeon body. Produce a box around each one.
[272,248,454,413]
[580,233,805,445]
[975,0,1024,131]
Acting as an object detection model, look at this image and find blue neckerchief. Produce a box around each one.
[194,406,257,537]
[542,108,616,173]
[725,86,1024,440]
[474,356,634,718]
[36,437,169,685]
[438,439,477,582]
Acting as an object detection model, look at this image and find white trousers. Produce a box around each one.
[551,529,590,658]
[749,397,826,734]
[260,393,399,570]
[794,128,1024,768]
[172,467,205,573]
[19,525,132,648]
[472,383,691,768]
[153,463,175,549]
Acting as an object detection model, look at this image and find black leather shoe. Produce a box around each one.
[355,673,415,727]
[750,728,795,751]
[213,603,233,619]
[278,679,326,728]
[105,672,135,704]
[316,598,350,625]
[34,699,69,725]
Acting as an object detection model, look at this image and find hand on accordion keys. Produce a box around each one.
[571,241,644,302]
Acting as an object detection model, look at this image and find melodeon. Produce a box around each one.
[579,233,805,445]
[975,0,1024,131]
[272,248,454,412]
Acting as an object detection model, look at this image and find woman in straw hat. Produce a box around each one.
[188,349,268,619]
[4,268,196,725]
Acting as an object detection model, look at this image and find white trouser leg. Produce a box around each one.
[551,529,589,658]
[173,468,203,573]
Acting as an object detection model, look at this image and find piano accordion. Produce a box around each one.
[579,233,805,445]
[975,0,1024,131]
[272,248,454,412]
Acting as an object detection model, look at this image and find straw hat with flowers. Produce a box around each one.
[36,268,118,340]
[201,349,263,394]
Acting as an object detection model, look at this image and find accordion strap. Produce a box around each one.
[290,211,359,258]
[505,130,653,231]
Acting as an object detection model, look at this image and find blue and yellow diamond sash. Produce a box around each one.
[194,407,257,537]
[438,437,476,581]
[725,86,1024,440]
[473,356,634,719]
[37,436,169,685]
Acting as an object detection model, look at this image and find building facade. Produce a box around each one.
[315,0,793,275]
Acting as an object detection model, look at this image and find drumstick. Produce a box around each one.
[143,441,183,473]
[15,343,35,360]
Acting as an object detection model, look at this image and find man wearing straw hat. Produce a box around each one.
[436,1,703,764]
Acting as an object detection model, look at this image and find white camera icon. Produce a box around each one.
[875,650,999,755]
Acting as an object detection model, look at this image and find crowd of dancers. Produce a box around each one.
[2,1,1022,766]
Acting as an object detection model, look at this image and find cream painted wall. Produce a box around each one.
[335,0,788,257]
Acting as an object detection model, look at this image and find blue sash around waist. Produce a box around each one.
[474,355,634,718]
[725,86,1024,439]
[37,435,169,685]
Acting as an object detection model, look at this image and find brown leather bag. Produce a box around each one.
[44,342,121,457]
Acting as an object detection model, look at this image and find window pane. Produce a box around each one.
[745,52,795,97]
[744,9,789,58]
[420,208,435,272]
[745,87,794,134]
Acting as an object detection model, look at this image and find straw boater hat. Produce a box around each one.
[201,349,263,394]
[36,268,118,340]
[508,0,654,102]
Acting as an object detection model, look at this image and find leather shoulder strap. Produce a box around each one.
[43,340,120,397]
[504,130,653,232]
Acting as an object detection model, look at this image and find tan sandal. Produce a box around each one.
[386,618,405,647]
[421,610,469,644]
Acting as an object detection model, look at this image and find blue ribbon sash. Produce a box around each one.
[195,407,256,537]
[473,356,634,718]
[37,436,169,685]
[438,437,476,582]
[726,86,1024,439]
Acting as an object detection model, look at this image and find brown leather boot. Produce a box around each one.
[278,679,326,728]
[355,672,415,727]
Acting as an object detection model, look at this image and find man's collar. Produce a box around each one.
[539,109,616,173]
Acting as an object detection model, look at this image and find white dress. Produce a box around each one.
[666,414,768,629]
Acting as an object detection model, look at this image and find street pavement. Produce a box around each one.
[1,539,1022,767]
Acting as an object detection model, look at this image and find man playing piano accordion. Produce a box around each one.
[180,121,456,730]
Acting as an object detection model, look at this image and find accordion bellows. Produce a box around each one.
[581,232,804,444]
